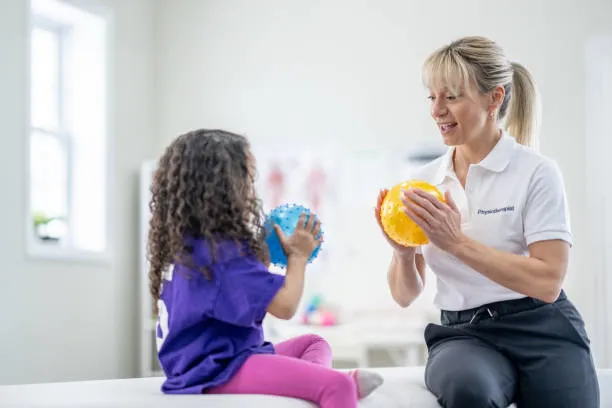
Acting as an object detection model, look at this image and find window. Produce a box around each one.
[28,0,109,261]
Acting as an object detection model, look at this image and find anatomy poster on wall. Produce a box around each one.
[254,146,337,220]
[252,145,339,307]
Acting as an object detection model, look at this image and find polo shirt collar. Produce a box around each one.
[432,130,517,184]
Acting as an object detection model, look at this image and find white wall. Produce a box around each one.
[0,0,154,385]
[152,0,612,361]
[2,0,608,386]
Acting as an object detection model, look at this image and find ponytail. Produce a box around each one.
[505,61,540,149]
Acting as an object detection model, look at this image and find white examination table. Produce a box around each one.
[2,366,611,408]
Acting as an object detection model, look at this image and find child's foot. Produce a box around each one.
[349,369,384,399]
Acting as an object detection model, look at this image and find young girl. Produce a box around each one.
[147,129,383,407]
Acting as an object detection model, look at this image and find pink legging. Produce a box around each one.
[208,334,358,408]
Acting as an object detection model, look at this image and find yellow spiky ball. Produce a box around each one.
[380,180,444,247]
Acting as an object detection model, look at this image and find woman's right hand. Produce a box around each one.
[274,213,322,262]
[374,188,416,255]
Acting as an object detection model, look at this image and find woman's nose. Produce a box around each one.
[431,99,447,119]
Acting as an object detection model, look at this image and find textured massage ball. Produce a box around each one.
[263,204,323,267]
[380,180,444,247]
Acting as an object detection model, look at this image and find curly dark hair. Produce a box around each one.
[147,129,267,310]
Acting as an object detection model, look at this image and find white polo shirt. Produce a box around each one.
[413,132,573,311]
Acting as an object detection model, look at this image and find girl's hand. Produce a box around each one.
[374,189,417,255]
[275,213,322,262]
[401,189,466,252]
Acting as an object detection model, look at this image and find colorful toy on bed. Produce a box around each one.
[301,295,337,326]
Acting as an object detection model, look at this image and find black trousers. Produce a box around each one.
[424,291,600,408]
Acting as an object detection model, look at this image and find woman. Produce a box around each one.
[376,36,599,407]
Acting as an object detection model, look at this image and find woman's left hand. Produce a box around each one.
[401,188,466,252]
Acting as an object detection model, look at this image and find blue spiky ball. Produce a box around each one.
[263,204,323,268]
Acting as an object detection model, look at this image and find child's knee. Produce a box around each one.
[306,334,330,347]
[300,334,331,351]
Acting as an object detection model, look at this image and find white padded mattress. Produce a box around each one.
[0,367,439,408]
[3,366,611,407]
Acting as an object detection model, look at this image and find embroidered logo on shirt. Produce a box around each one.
[477,206,515,215]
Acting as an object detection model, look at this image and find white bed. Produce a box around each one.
[2,366,611,408]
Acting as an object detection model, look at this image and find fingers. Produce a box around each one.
[313,224,324,246]
[400,190,434,228]
[402,205,431,230]
[374,207,382,226]
[316,235,324,247]
[374,188,388,224]
[305,212,316,231]
[400,189,427,217]
[273,224,287,244]
[377,188,388,206]
[312,217,322,238]
[402,191,437,219]
[301,213,322,243]
[296,212,307,229]
[375,188,388,211]
[408,188,446,211]
[296,212,317,231]
[296,212,323,239]
[444,191,459,213]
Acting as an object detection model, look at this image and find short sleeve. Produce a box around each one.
[523,159,573,246]
[160,265,217,338]
[213,258,285,327]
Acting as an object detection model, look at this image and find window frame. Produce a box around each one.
[25,0,112,264]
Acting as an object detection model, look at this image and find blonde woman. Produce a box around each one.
[376,36,599,407]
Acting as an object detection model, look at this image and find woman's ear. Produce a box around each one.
[489,85,505,117]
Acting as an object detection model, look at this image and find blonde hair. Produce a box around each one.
[421,36,540,148]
